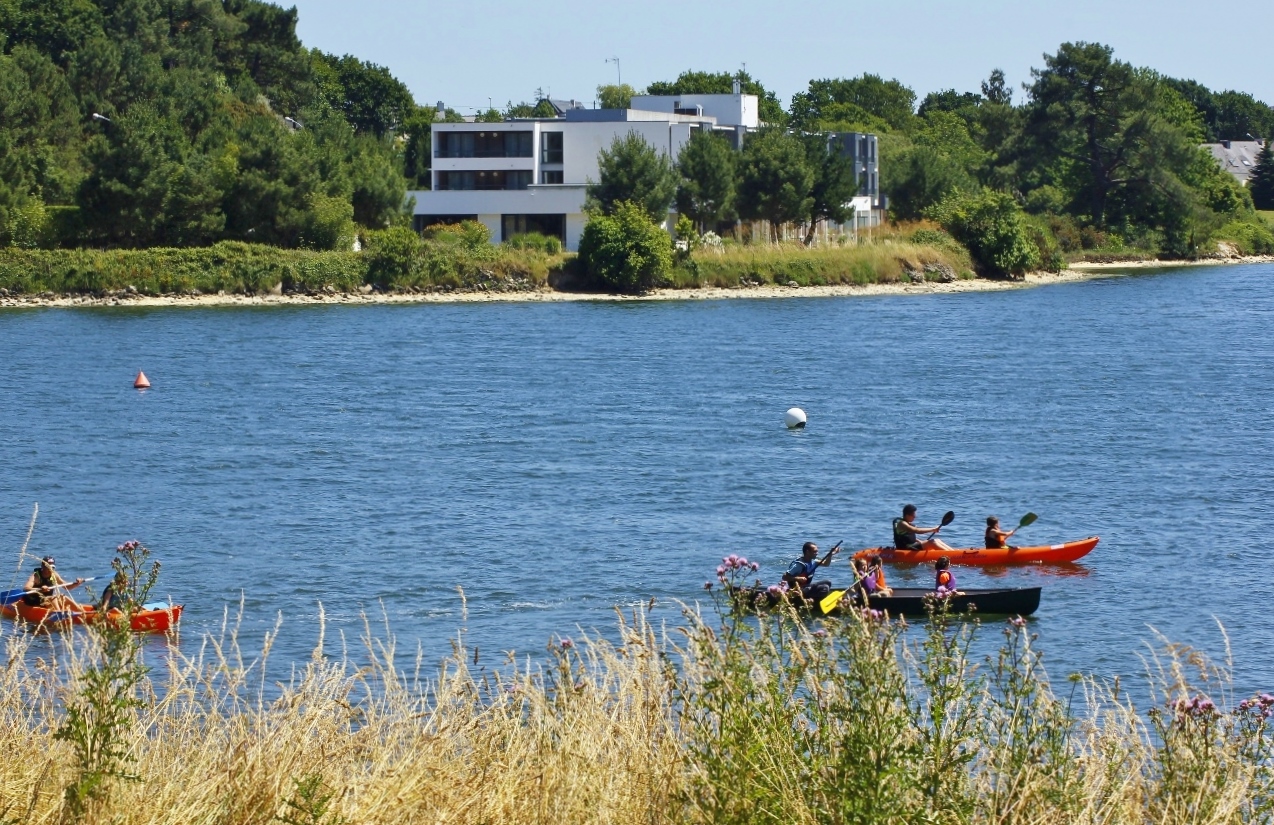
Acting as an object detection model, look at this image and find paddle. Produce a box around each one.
[1017,512,1038,530]
[1,577,99,607]
[819,572,867,615]
[931,510,956,538]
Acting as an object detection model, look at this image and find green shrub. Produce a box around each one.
[4,200,49,249]
[300,194,356,252]
[503,232,562,255]
[577,201,673,293]
[929,190,1040,278]
[1215,218,1274,255]
[423,220,491,252]
[363,226,423,287]
[1025,216,1066,272]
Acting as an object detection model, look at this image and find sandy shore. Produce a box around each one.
[2,257,1270,310]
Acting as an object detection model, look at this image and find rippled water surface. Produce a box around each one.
[2,265,1272,694]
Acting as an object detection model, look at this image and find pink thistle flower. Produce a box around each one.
[703,581,713,591]
[560,638,573,650]
[716,565,726,576]
[750,562,759,571]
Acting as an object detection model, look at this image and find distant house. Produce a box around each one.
[1203,139,1266,186]
[408,91,884,251]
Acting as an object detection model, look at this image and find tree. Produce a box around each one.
[646,70,787,125]
[883,147,976,221]
[597,83,638,109]
[504,99,557,119]
[313,52,415,137]
[918,89,981,119]
[577,200,672,293]
[675,129,735,229]
[587,131,677,221]
[981,69,1012,106]
[1249,140,1274,210]
[790,75,917,132]
[735,127,812,238]
[1022,42,1163,227]
[801,134,858,244]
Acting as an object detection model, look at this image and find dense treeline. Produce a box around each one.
[4,1,1273,264]
[0,0,437,249]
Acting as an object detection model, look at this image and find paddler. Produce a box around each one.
[22,556,87,612]
[783,541,839,601]
[893,504,955,553]
[984,516,1017,549]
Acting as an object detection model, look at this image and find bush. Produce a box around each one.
[364,226,423,287]
[299,194,356,252]
[1024,216,1066,272]
[1214,218,1274,255]
[928,190,1040,278]
[423,220,491,252]
[503,232,563,255]
[577,200,673,293]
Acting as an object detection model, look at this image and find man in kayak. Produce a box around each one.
[22,556,87,612]
[783,541,839,601]
[893,505,955,553]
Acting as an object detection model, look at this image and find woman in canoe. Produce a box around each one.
[984,516,1018,549]
[893,505,955,553]
[22,556,87,612]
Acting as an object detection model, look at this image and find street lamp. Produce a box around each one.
[91,112,111,124]
[283,116,302,130]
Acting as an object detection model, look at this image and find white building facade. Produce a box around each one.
[408,93,883,250]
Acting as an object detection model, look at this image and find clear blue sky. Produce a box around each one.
[289,0,1273,114]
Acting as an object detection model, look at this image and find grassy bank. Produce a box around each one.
[670,238,974,289]
[0,239,567,298]
[4,584,1271,824]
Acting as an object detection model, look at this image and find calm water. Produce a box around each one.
[2,265,1272,696]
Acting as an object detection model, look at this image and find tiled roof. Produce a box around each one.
[1202,140,1265,184]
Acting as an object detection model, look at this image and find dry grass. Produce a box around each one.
[2,598,1272,825]
[674,238,974,290]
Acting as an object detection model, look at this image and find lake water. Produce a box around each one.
[2,264,1272,698]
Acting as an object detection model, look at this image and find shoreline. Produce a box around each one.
[2,255,1270,310]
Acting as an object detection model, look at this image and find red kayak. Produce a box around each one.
[854,536,1099,566]
[1,600,182,632]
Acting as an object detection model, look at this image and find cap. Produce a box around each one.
[41,555,55,566]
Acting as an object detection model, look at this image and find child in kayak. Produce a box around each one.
[985,516,1017,549]
[934,556,962,596]
[867,555,892,596]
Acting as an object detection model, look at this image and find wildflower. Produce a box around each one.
[750,562,760,571]
[560,638,573,650]
[574,680,586,690]
[1260,693,1274,706]
[778,581,790,592]
[722,556,730,565]
[737,557,748,567]
[1009,616,1027,628]
[703,581,713,591]
[766,585,782,597]
[812,629,827,638]
[716,565,725,576]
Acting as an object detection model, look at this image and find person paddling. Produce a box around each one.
[893,504,955,553]
[22,556,87,612]
[97,570,128,612]
[985,516,1017,549]
[783,541,840,601]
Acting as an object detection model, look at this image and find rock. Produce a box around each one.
[217,289,226,296]
[125,284,137,294]
[0,288,8,296]
[359,284,374,295]
[787,280,799,288]
[269,282,283,296]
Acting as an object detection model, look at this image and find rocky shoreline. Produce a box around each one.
[1,256,1270,310]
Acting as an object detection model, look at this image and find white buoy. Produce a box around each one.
[784,407,807,429]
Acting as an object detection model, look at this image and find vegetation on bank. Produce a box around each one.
[4,574,1272,824]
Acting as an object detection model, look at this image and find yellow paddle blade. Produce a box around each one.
[819,588,848,615]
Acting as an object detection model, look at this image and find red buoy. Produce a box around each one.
[134,371,151,389]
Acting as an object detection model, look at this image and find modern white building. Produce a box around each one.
[408,93,883,250]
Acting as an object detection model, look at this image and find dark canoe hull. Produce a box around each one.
[728,585,1041,618]
[860,587,1041,617]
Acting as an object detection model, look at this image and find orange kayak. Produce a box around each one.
[1,601,182,632]
[854,536,1099,566]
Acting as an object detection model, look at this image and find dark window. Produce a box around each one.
[436,170,532,190]
[435,131,533,158]
[540,170,563,184]
[541,132,563,164]
[502,214,566,242]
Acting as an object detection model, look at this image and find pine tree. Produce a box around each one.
[1250,139,1274,210]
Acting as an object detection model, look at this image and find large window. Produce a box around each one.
[435,131,533,158]
[502,214,566,242]
[436,170,533,190]
[540,170,563,184]
[541,132,563,164]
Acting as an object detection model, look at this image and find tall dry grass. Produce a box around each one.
[2,591,1272,824]
[673,238,974,290]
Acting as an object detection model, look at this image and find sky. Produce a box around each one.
[288,0,1274,114]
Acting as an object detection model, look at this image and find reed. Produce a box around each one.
[2,589,1272,824]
